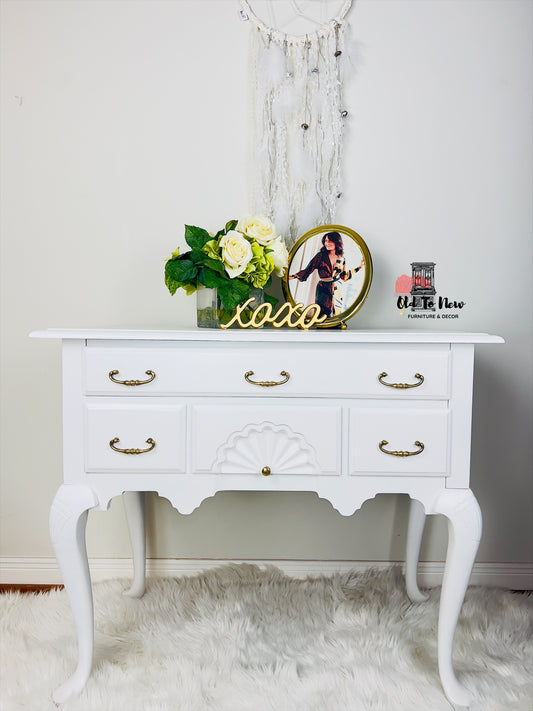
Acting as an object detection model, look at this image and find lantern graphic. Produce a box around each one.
[410,262,436,311]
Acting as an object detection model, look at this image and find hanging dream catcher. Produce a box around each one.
[239,0,353,246]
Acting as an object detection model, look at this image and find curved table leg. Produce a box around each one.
[405,498,429,603]
[122,491,146,598]
[432,488,482,708]
[49,484,98,704]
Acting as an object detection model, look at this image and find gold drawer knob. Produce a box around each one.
[109,437,156,454]
[379,440,425,457]
[261,466,271,476]
[109,369,156,386]
[378,372,424,389]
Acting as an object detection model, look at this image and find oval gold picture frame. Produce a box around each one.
[282,225,373,328]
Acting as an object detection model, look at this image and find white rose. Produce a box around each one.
[237,214,278,246]
[219,230,253,278]
[267,236,289,277]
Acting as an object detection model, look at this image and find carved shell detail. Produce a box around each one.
[213,422,321,474]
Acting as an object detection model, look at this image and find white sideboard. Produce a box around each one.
[31,328,503,706]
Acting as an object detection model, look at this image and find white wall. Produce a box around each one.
[1,0,532,575]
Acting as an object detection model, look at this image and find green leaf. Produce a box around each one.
[217,279,250,311]
[264,292,278,308]
[201,257,226,275]
[199,269,229,289]
[189,248,210,266]
[164,261,181,295]
[184,225,212,251]
[172,258,198,282]
[225,219,238,233]
[165,258,198,294]
[189,249,226,276]
[165,276,180,296]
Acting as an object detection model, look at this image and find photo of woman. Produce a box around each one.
[283,225,372,328]
[288,230,365,318]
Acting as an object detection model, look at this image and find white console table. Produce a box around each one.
[31,328,503,706]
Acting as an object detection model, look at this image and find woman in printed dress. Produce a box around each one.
[289,232,365,317]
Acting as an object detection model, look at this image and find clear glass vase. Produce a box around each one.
[196,286,219,328]
[242,287,265,327]
[196,286,264,328]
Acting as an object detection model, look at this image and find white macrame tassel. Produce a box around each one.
[243,1,352,246]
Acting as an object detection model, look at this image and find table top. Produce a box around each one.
[30,328,504,345]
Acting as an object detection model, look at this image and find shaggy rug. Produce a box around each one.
[0,565,531,711]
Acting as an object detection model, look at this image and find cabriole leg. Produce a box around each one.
[405,498,429,602]
[122,491,146,598]
[49,484,98,704]
[432,488,482,708]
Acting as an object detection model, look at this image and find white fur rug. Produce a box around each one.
[1,565,531,711]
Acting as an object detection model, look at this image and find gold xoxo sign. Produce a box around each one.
[220,298,327,330]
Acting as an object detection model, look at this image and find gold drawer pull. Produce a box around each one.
[109,437,156,454]
[379,440,425,457]
[244,370,290,387]
[108,370,156,386]
[261,466,271,476]
[378,372,424,389]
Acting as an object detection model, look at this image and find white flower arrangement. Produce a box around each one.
[165,215,288,312]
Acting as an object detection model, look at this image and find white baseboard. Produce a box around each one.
[1,557,532,589]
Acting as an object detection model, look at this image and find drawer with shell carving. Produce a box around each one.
[190,404,342,476]
[84,399,186,472]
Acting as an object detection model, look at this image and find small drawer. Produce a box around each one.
[85,399,186,472]
[191,404,342,475]
[348,407,449,475]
